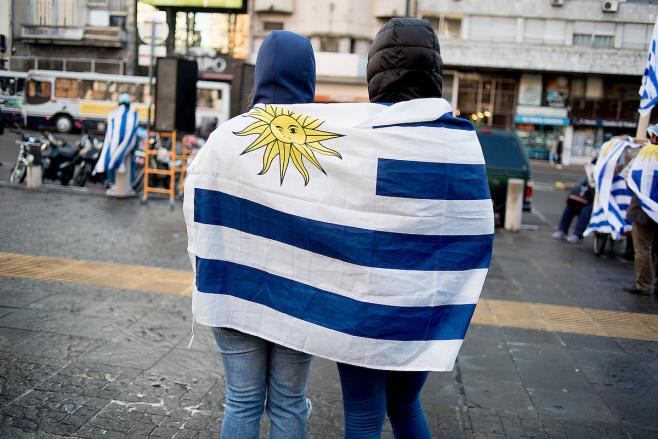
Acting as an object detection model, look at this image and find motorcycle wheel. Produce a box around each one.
[72,163,90,187]
[9,161,27,184]
[593,232,608,257]
[132,167,144,192]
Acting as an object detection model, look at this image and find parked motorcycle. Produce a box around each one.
[8,130,47,184]
[71,134,103,187]
[41,132,80,186]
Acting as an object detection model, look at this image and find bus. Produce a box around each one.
[0,71,28,125]
[21,70,230,133]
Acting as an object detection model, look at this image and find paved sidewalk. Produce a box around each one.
[1,186,657,438]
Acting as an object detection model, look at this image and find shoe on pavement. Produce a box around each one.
[552,231,565,240]
[623,286,650,296]
[566,234,582,243]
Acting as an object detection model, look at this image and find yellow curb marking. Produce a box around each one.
[1,251,657,342]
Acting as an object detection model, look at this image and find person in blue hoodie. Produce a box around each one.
[209,31,315,439]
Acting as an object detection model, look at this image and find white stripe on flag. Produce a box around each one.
[190,174,494,236]
[190,223,487,307]
[192,292,464,371]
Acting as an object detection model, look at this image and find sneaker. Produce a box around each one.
[623,286,650,296]
[566,234,582,243]
[551,231,565,240]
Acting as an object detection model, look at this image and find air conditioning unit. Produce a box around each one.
[602,0,619,12]
[550,0,564,6]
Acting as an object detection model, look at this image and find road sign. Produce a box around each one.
[138,44,166,67]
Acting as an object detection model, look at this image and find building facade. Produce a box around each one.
[10,0,137,75]
[419,0,658,164]
[248,0,414,102]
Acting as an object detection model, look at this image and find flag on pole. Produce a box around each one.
[627,142,658,223]
[639,18,658,116]
[184,98,494,371]
[585,138,641,240]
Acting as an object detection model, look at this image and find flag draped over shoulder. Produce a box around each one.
[94,105,138,174]
[627,143,658,223]
[184,98,494,371]
[639,18,658,116]
[585,138,640,239]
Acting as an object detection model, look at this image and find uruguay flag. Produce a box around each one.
[639,18,658,116]
[585,138,640,239]
[94,105,139,174]
[627,143,658,223]
[184,98,494,371]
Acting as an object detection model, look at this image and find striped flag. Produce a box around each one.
[95,105,139,174]
[627,142,658,223]
[639,18,658,116]
[585,138,641,239]
[184,99,494,371]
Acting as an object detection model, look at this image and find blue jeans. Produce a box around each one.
[212,327,312,439]
[336,363,430,439]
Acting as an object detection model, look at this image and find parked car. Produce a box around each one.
[477,128,533,224]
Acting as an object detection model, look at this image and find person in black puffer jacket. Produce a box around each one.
[335,18,441,439]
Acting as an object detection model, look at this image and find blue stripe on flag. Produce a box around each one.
[631,170,642,191]
[376,159,490,200]
[118,106,128,145]
[611,189,631,197]
[373,112,474,131]
[195,257,476,341]
[194,189,493,271]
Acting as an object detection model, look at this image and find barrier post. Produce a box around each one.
[504,178,524,232]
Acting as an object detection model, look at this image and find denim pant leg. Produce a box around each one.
[386,371,430,439]
[266,343,312,439]
[575,203,593,238]
[558,204,578,234]
[212,328,268,439]
[336,363,388,438]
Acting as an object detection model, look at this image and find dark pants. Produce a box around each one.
[336,363,430,439]
[575,203,593,237]
[632,222,658,294]
[558,202,584,236]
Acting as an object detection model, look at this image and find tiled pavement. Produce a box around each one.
[0,186,657,438]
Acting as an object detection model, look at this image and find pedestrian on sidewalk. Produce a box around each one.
[555,135,564,169]
[624,124,658,296]
[94,93,138,196]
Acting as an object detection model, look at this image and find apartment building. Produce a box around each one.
[419,0,658,164]
[10,0,137,75]
[249,0,413,102]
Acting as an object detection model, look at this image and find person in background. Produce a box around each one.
[552,171,595,243]
[94,93,138,196]
[200,116,218,140]
[624,125,658,296]
[555,135,564,169]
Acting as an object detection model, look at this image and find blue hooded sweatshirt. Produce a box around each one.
[252,31,316,106]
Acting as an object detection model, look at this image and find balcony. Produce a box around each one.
[315,52,367,80]
[84,26,126,47]
[87,0,129,12]
[373,0,407,18]
[253,0,294,14]
[21,24,84,41]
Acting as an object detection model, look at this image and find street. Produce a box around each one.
[0,131,657,439]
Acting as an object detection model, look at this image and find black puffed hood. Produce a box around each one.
[367,18,443,103]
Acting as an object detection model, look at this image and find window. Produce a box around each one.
[423,15,462,40]
[197,88,222,109]
[263,21,284,31]
[54,78,79,99]
[320,36,340,52]
[0,77,24,96]
[26,79,52,104]
[109,15,126,29]
[80,80,109,101]
[623,23,650,49]
[573,21,615,48]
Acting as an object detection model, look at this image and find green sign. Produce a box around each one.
[140,0,246,12]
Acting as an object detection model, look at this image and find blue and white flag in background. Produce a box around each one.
[94,105,139,174]
[184,99,494,371]
[585,138,640,240]
[639,18,658,116]
[627,143,658,223]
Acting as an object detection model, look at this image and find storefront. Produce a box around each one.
[572,118,637,160]
[514,106,570,160]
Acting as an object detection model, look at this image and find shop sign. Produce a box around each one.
[515,114,570,126]
[573,118,637,129]
[545,75,569,108]
[196,56,235,73]
[518,74,542,106]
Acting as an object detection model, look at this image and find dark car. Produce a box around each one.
[477,128,533,224]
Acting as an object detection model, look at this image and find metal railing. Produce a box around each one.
[9,56,125,75]
[21,24,84,40]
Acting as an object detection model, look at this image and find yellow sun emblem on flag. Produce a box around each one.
[638,144,658,161]
[233,104,342,185]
